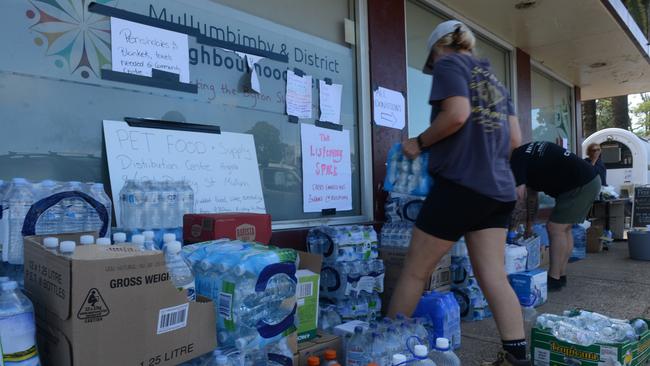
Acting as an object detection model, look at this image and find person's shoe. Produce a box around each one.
[481,351,532,366]
[548,276,563,292]
[560,275,567,287]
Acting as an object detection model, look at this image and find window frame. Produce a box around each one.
[271,0,374,230]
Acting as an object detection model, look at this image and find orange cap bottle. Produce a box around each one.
[367,363,379,366]
[307,356,321,366]
[324,349,337,361]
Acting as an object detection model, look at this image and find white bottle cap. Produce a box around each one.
[392,354,407,365]
[80,235,95,245]
[131,234,145,245]
[414,345,429,357]
[1,281,18,291]
[163,233,176,243]
[96,238,111,246]
[436,337,450,350]
[59,241,76,254]
[166,241,182,254]
[113,232,127,243]
[43,237,59,249]
[143,230,155,240]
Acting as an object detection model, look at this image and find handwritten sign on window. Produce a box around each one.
[110,17,190,83]
[373,86,405,130]
[102,120,265,226]
[286,70,312,119]
[300,123,352,212]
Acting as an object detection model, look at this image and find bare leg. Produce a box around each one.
[387,227,454,318]
[466,228,525,340]
[547,222,571,279]
[561,225,574,276]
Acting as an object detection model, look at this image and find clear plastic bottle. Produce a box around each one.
[413,345,435,365]
[143,181,162,230]
[6,178,35,264]
[143,230,156,251]
[113,232,127,244]
[87,183,112,236]
[79,235,95,245]
[43,237,59,254]
[34,180,61,235]
[368,332,389,366]
[392,354,407,366]
[165,241,196,301]
[347,326,369,366]
[428,338,460,366]
[59,240,76,257]
[131,234,145,251]
[0,280,40,366]
[119,180,135,229]
[385,326,403,359]
[61,181,87,233]
[179,182,195,224]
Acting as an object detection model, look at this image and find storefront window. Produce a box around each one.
[405,1,512,137]
[531,68,574,150]
[0,0,365,223]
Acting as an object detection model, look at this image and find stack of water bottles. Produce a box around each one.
[384,143,433,196]
[570,222,588,262]
[536,310,649,347]
[118,180,193,247]
[0,276,40,366]
[181,240,298,366]
[450,237,492,322]
[0,178,112,282]
[307,225,384,323]
[413,290,461,350]
[342,315,460,366]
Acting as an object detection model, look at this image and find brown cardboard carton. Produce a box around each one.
[296,331,342,366]
[587,223,604,253]
[23,234,216,366]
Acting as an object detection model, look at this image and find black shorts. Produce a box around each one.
[415,178,516,242]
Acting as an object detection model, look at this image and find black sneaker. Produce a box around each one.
[560,275,567,287]
[548,276,563,292]
[481,351,532,366]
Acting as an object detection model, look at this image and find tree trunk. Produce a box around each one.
[611,95,630,130]
[582,100,597,137]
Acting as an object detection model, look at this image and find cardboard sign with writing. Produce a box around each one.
[103,120,266,226]
[300,123,352,212]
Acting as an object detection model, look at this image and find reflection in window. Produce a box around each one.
[531,68,573,150]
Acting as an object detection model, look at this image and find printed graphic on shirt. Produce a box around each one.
[469,66,508,132]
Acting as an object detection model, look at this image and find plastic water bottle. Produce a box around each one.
[392,354,407,366]
[160,181,179,230]
[179,182,194,222]
[384,326,403,360]
[34,180,62,235]
[413,345,435,365]
[143,231,156,251]
[6,178,35,265]
[43,237,59,254]
[113,232,127,244]
[131,234,145,250]
[79,235,95,245]
[0,280,40,366]
[163,233,176,250]
[346,325,369,366]
[87,183,112,235]
[368,332,389,366]
[428,338,460,366]
[59,240,76,256]
[60,181,86,233]
[165,241,196,301]
[143,181,162,230]
[96,237,111,246]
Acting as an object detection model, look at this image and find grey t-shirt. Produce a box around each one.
[427,53,516,202]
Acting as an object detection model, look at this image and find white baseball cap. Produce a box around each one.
[423,20,464,74]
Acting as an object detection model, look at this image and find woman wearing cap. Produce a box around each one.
[387,21,529,365]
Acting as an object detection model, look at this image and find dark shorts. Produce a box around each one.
[415,178,516,242]
[550,176,602,224]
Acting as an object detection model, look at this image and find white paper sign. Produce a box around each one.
[319,80,343,124]
[300,123,352,212]
[286,70,313,119]
[102,120,265,226]
[238,52,264,93]
[110,17,190,83]
[373,86,405,130]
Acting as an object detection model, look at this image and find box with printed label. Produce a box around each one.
[23,234,216,366]
[508,268,547,307]
[296,252,322,343]
[531,319,650,366]
[183,213,272,244]
[296,331,342,366]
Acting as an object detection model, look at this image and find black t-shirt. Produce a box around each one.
[510,142,597,197]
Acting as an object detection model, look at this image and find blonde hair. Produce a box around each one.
[433,24,476,54]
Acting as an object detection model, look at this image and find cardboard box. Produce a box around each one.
[508,268,547,307]
[532,319,650,366]
[587,223,604,253]
[296,268,320,343]
[296,331,342,366]
[183,213,272,244]
[23,234,216,366]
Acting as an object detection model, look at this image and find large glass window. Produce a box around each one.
[0,0,366,223]
[405,0,512,137]
[531,67,574,150]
